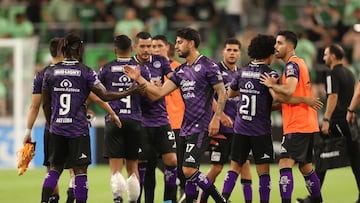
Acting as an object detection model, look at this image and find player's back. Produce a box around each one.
[232,62,278,136]
[43,59,98,137]
[98,58,142,121]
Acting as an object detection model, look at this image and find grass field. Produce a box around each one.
[1,164,357,203]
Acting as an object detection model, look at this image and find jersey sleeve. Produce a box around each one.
[284,62,299,80]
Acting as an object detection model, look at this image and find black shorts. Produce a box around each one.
[209,133,233,165]
[43,128,51,166]
[48,133,91,168]
[139,124,176,161]
[103,119,143,160]
[280,133,317,164]
[182,132,211,168]
[231,134,274,165]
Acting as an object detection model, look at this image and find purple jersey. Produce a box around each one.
[230,62,279,136]
[218,61,239,134]
[98,57,150,121]
[33,64,53,130]
[42,60,100,137]
[134,55,172,127]
[169,55,224,136]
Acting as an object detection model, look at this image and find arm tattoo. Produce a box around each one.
[213,83,227,118]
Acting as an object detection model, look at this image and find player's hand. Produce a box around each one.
[124,65,141,81]
[208,116,220,137]
[303,97,323,110]
[129,82,146,94]
[110,114,122,128]
[321,121,330,135]
[347,111,356,124]
[260,72,278,88]
[23,129,32,145]
[220,113,233,128]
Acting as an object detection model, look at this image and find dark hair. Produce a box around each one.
[168,42,176,58]
[176,27,200,48]
[277,30,298,48]
[114,35,132,51]
[135,31,152,44]
[224,38,241,49]
[327,43,344,60]
[49,37,62,57]
[152,34,168,44]
[248,34,276,59]
[62,33,83,59]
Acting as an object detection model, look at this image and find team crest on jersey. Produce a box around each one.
[286,64,295,76]
[60,79,72,87]
[194,64,201,72]
[245,81,254,89]
[153,61,161,68]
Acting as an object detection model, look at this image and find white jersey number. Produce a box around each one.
[59,93,71,115]
[239,95,256,116]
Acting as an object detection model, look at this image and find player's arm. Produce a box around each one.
[87,92,122,128]
[209,82,228,136]
[269,89,323,110]
[260,72,298,96]
[42,88,52,127]
[124,65,177,100]
[23,94,42,144]
[321,93,337,134]
[212,98,233,128]
[91,82,145,102]
[347,82,360,123]
[227,88,239,98]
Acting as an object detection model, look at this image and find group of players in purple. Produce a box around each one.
[24,27,328,203]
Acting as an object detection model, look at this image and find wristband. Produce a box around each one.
[347,108,356,113]
[25,128,31,135]
[323,118,330,122]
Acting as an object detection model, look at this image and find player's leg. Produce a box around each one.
[41,133,66,203]
[69,135,91,203]
[200,133,232,203]
[143,150,157,203]
[156,125,178,202]
[182,132,226,203]
[240,160,252,203]
[175,130,186,202]
[65,169,75,203]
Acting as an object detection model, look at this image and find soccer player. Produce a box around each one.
[260,30,323,203]
[219,34,277,203]
[133,31,178,203]
[200,38,253,203]
[124,27,229,203]
[148,34,186,202]
[98,34,149,203]
[40,33,144,203]
[297,44,360,203]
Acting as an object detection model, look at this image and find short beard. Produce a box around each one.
[179,50,189,58]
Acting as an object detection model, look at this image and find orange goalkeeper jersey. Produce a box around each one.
[281,56,319,135]
[165,60,184,130]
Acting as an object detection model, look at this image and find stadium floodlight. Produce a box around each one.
[0,37,38,168]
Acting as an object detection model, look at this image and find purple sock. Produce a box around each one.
[222,170,238,198]
[241,179,252,202]
[74,174,88,201]
[138,165,147,188]
[164,166,177,186]
[304,170,322,199]
[185,180,199,199]
[259,174,270,202]
[279,168,293,201]
[43,170,60,190]
[200,190,210,202]
[191,171,213,190]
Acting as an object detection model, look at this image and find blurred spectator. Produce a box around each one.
[8,13,34,38]
[94,0,114,43]
[190,0,218,42]
[133,0,152,21]
[146,7,167,36]
[113,7,145,41]
[0,16,10,38]
[172,0,194,22]
[25,0,43,35]
[263,0,279,26]
[224,0,247,38]
[266,7,286,36]
[297,3,327,45]
[106,0,132,27]
[76,0,98,42]
[43,0,76,37]
[343,6,360,79]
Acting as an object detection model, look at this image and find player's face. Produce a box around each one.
[323,47,332,67]
[175,37,191,58]
[152,39,168,57]
[222,44,241,65]
[274,35,288,60]
[134,38,152,62]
